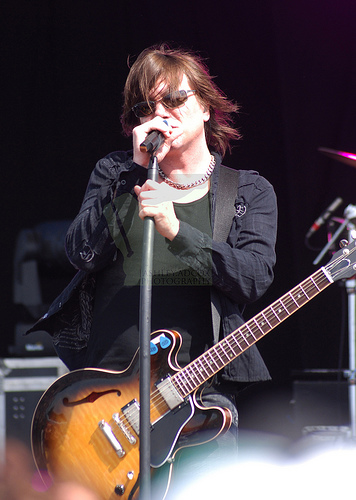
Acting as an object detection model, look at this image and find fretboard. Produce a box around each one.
[172,267,332,398]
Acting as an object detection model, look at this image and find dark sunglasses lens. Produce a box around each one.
[133,101,155,117]
[162,90,188,108]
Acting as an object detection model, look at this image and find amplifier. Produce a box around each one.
[0,357,67,459]
[292,380,350,436]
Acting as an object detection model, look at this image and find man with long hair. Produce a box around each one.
[30,43,277,495]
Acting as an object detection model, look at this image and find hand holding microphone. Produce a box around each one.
[140,120,168,154]
[133,117,183,167]
[132,118,172,167]
[139,124,168,153]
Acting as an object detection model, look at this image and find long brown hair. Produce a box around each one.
[121,44,241,156]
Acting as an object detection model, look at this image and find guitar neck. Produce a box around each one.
[172,266,333,398]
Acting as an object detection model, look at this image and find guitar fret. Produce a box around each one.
[294,284,312,306]
[310,276,321,291]
[174,372,191,395]
[253,316,269,335]
[195,358,209,380]
[237,326,251,348]
[279,300,289,315]
[171,374,183,394]
[266,311,279,329]
[245,323,257,341]
[197,357,214,378]
[270,306,281,322]
[221,338,236,359]
[173,373,187,394]
[252,318,264,334]
[213,346,225,365]
[294,290,304,305]
[218,342,230,362]
[190,360,207,383]
[261,312,272,328]
[181,371,195,391]
[281,295,295,314]
[299,284,310,300]
[206,350,221,370]
[303,286,314,298]
[185,364,203,386]
[226,335,242,356]
[194,354,215,381]
[288,291,299,308]
[273,300,289,321]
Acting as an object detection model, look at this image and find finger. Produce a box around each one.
[140,179,159,191]
[137,205,157,220]
[133,119,178,166]
[134,118,172,147]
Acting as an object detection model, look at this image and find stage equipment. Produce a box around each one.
[312,144,356,439]
[138,133,163,500]
[12,221,74,356]
[0,357,67,460]
[315,205,356,439]
[318,147,356,168]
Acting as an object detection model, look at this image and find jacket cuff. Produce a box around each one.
[168,221,205,262]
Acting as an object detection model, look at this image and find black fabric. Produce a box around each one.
[213,166,239,243]
[84,192,214,370]
[211,165,240,346]
[27,152,277,384]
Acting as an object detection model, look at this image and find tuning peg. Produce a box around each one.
[339,239,349,248]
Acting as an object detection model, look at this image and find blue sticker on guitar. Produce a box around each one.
[150,342,158,355]
[160,336,171,349]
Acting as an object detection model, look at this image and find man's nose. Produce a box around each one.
[153,101,170,118]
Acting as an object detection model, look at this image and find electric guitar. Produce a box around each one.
[31,240,356,500]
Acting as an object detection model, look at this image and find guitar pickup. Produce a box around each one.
[156,376,184,410]
[121,399,140,435]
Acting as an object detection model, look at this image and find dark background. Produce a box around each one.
[2,0,356,440]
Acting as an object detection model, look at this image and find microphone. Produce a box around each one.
[305,197,343,239]
[140,130,164,154]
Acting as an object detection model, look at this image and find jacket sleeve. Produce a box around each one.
[65,152,140,272]
[168,172,277,304]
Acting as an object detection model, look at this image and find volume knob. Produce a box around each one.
[114,484,125,496]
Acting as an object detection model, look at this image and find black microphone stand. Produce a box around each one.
[139,147,160,500]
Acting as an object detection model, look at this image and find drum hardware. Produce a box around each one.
[318,147,356,168]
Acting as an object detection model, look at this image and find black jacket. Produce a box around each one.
[29,151,277,385]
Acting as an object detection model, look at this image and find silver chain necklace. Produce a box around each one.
[158,155,216,190]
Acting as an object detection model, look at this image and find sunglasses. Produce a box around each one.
[131,89,197,118]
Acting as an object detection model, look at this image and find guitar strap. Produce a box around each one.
[211,165,239,344]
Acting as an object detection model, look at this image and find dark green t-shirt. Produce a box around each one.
[85,191,214,371]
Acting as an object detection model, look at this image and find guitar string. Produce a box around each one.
[167,246,355,400]
[122,267,332,431]
[127,271,330,430]
[167,265,331,397]
[115,247,355,435]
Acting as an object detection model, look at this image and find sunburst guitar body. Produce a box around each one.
[31,329,230,500]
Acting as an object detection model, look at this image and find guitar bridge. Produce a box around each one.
[98,420,125,457]
[112,412,137,445]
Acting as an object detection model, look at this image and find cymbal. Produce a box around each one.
[318,147,356,168]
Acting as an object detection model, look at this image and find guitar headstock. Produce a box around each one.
[325,239,356,282]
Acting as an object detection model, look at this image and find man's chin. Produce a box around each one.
[169,138,183,150]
